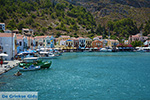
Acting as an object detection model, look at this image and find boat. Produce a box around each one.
[39,51,57,59]
[34,60,52,68]
[18,57,52,69]
[100,48,112,52]
[19,65,41,71]
[14,71,22,76]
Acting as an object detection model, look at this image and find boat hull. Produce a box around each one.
[40,61,52,68]
[19,66,41,71]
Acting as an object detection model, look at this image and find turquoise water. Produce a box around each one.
[0,52,150,100]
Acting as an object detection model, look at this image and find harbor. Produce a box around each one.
[1,0,150,99]
[0,52,150,100]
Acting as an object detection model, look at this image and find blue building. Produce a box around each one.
[79,38,86,49]
[50,36,55,48]
[0,23,5,31]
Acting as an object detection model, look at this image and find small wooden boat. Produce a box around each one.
[14,71,22,76]
[19,65,41,71]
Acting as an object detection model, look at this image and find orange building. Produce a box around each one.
[92,40,103,49]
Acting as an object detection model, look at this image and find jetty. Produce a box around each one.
[0,60,20,75]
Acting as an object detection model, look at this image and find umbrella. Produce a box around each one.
[0,53,8,57]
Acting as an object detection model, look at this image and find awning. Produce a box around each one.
[0,53,8,57]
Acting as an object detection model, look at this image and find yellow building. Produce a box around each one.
[65,39,74,49]
[85,38,92,48]
[107,39,119,48]
[58,35,70,45]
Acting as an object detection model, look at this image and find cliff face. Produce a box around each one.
[65,0,150,26]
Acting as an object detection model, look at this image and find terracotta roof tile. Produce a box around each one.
[0,33,15,37]
[60,35,70,38]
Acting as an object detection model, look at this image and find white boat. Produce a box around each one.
[100,48,112,52]
[23,57,39,62]
[39,51,57,59]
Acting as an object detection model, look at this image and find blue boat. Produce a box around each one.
[19,64,41,71]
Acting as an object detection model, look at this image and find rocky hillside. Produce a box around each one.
[1,0,150,39]
[66,0,150,26]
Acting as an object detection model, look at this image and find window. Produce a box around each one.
[36,42,38,46]
[19,42,22,46]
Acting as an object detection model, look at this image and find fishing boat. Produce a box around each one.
[18,57,52,70]
[34,60,52,69]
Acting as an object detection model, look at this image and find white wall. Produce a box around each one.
[0,37,15,60]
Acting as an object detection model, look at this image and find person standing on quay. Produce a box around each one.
[0,58,3,67]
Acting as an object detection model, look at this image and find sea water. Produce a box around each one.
[0,52,150,100]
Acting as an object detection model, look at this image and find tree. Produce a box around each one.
[144,20,150,36]
[55,32,61,38]
[96,24,103,35]
[42,27,47,33]
[17,21,26,30]
[7,19,16,30]
[131,41,143,47]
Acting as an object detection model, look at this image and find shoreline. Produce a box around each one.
[0,60,20,75]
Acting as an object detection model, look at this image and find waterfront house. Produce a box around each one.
[59,40,66,50]
[22,28,34,49]
[23,36,28,51]
[93,36,102,40]
[34,36,54,49]
[0,23,5,31]
[45,36,55,48]
[72,38,79,49]
[85,38,92,48]
[79,37,86,49]
[34,36,47,49]
[65,39,74,50]
[128,31,148,44]
[107,39,119,48]
[22,28,34,36]
[0,33,17,60]
[144,40,150,47]
[92,40,103,50]
[50,36,55,48]
[58,35,70,45]
[13,29,19,34]
[101,39,109,47]
[30,37,36,50]
[16,34,24,53]
[45,36,51,48]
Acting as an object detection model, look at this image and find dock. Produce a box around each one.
[0,60,20,75]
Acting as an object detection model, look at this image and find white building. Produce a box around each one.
[22,28,34,36]
[16,34,25,53]
[60,40,66,46]
[0,23,5,31]
[0,33,17,60]
[144,40,150,47]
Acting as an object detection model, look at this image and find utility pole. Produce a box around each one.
[11,33,13,60]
